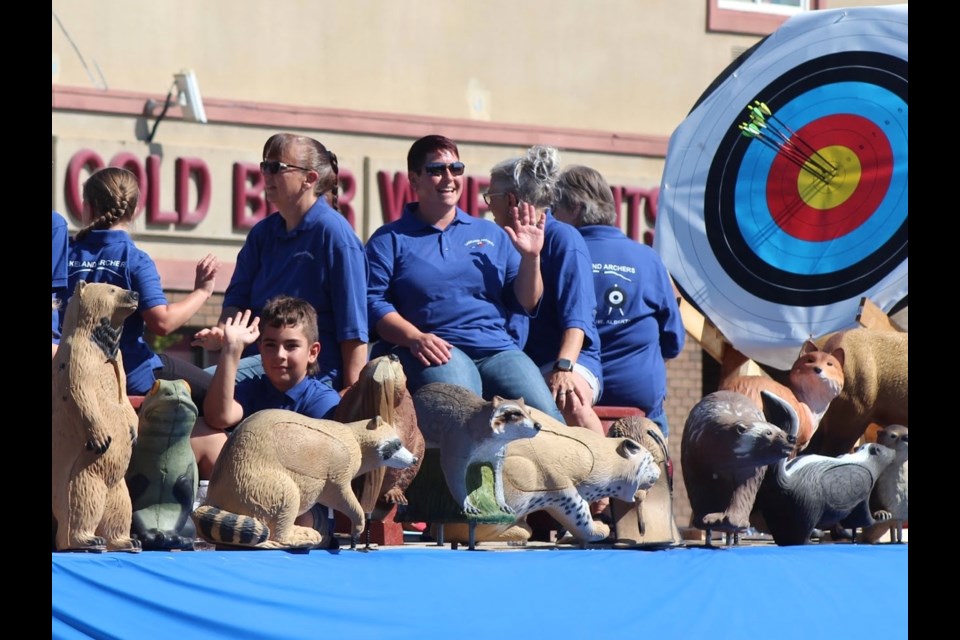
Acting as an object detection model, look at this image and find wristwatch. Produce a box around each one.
[553,358,575,372]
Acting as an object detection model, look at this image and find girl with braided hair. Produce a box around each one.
[193,133,368,391]
[65,166,221,410]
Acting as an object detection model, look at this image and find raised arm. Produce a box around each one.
[203,310,260,429]
[142,254,221,336]
[504,201,545,313]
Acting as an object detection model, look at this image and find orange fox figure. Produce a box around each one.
[719,340,844,454]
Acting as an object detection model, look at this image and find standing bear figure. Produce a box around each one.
[681,390,797,541]
[809,328,908,456]
[52,282,142,552]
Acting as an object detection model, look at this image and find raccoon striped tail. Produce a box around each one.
[191,505,270,546]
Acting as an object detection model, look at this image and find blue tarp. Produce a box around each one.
[53,544,907,639]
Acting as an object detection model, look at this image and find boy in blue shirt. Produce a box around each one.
[192,295,341,480]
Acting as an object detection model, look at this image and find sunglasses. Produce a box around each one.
[260,160,310,175]
[423,161,465,177]
[482,192,507,205]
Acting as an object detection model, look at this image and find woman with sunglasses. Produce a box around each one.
[65,166,221,411]
[365,134,564,422]
[194,133,368,391]
[488,145,605,436]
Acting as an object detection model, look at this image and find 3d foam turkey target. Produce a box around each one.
[655,4,907,370]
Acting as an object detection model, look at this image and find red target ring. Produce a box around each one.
[766,114,893,242]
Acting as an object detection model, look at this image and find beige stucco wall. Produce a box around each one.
[52,1,902,138]
[52,0,905,254]
[52,1,744,137]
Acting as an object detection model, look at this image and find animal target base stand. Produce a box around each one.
[607,416,683,549]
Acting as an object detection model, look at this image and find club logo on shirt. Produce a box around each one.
[69,259,127,269]
[604,284,628,317]
[592,263,635,281]
[465,239,496,248]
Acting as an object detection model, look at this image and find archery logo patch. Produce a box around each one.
[465,239,495,248]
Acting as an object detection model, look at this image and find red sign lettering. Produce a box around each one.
[63,150,105,224]
[174,157,211,226]
[146,155,178,224]
[62,149,658,242]
[376,170,413,224]
[338,170,357,230]
[232,162,268,230]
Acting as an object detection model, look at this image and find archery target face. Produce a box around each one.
[656,5,908,370]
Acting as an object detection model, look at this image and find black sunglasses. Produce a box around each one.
[422,161,465,177]
[260,160,310,175]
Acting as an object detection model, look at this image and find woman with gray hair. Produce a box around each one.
[486,145,604,435]
[553,165,685,439]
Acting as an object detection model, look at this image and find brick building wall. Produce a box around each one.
[663,339,705,529]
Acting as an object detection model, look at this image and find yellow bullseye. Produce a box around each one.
[797,145,860,209]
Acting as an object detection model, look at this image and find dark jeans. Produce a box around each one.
[155,352,213,416]
[379,343,566,424]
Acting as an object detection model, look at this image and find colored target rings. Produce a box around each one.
[655,5,908,369]
[706,52,908,307]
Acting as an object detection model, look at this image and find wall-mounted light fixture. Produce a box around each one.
[145,69,207,143]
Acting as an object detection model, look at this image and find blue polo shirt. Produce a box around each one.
[66,229,166,394]
[365,204,528,359]
[234,374,341,421]
[508,213,603,393]
[579,225,685,419]
[223,199,369,387]
[52,212,69,343]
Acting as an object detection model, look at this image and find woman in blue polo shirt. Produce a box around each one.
[194,133,369,391]
[65,167,221,410]
[553,165,685,438]
[365,134,563,422]
[489,145,605,434]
